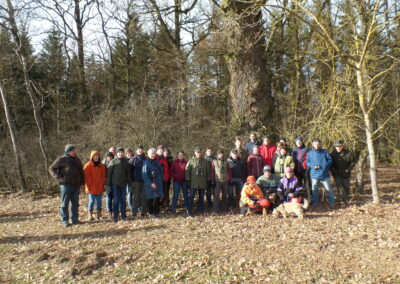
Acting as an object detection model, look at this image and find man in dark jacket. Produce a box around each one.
[49,144,84,227]
[245,133,261,154]
[227,150,246,209]
[106,147,132,222]
[129,145,147,217]
[292,138,311,199]
[330,140,355,204]
[204,147,216,209]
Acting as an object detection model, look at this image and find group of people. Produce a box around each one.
[49,134,355,226]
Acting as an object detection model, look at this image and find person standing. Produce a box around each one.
[245,133,261,155]
[306,138,335,206]
[330,140,355,205]
[259,135,277,168]
[247,146,265,179]
[129,145,147,217]
[185,147,210,215]
[49,144,84,227]
[227,150,246,209]
[274,146,295,178]
[143,148,164,217]
[292,138,311,199]
[83,150,107,221]
[211,150,232,213]
[204,147,216,210]
[106,147,132,222]
[170,151,189,213]
[156,146,170,209]
[233,137,248,166]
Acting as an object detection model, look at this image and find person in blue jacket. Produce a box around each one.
[306,138,335,206]
[129,145,147,217]
[142,148,164,217]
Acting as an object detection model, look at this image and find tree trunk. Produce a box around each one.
[355,147,368,193]
[0,83,27,191]
[221,0,273,132]
[74,0,87,105]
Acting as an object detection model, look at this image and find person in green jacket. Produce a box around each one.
[185,147,210,215]
[274,146,295,177]
[256,165,279,199]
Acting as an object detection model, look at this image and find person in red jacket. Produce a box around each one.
[84,150,107,221]
[211,150,232,213]
[170,151,188,213]
[259,135,277,168]
[247,146,265,179]
[156,146,171,209]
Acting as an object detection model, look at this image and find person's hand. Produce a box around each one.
[288,193,294,198]
[151,183,157,189]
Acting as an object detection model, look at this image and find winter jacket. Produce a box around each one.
[256,175,279,196]
[233,148,248,165]
[170,159,187,183]
[211,159,232,183]
[306,148,332,179]
[83,151,107,195]
[49,154,84,188]
[247,154,265,178]
[292,146,309,174]
[245,140,261,154]
[274,154,295,177]
[205,155,216,164]
[240,183,265,206]
[259,144,277,168]
[129,154,146,182]
[227,158,246,181]
[106,157,132,187]
[156,156,170,182]
[277,176,303,202]
[185,156,211,189]
[330,149,355,178]
[142,158,164,199]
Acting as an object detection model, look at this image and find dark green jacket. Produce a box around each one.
[185,157,210,189]
[106,158,132,187]
[330,149,355,178]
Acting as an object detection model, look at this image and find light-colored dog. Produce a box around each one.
[272,199,310,219]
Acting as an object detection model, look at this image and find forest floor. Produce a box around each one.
[0,164,400,283]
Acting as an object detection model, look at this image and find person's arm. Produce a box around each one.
[210,162,215,183]
[206,159,211,182]
[142,161,151,185]
[227,162,232,183]
[106,161,113,186]
[348,151,356,172]
[277,181,285,201]
[83,164,91,192]
[126,160,132,187]
[49,157,63,181]
[240,186,253,206]
[326,151,332,168]
[101,164,107,189]
[306,152,312,169]
[289,156,295,169]
[78,158,85,186]
[185,160,192,182]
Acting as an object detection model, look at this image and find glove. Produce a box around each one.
[105,185,111,194]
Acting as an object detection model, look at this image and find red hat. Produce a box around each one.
[246,176,256,183]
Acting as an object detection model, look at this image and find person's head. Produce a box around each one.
[177,151,185,160]
[109,146,116,155]
[116,147,125,158]
[334,140,345,153]
[64,144,77,157]
[105,151,114,162]
[126,148,134,159]
[194,147,203,158]
[230,149,239,160]
[205,147,213,156]
[148,148,156,159]
[234,136,243,148]
[163,148,171,158]
[279,138,287,144]
[156,146,164,156]
[279,147,288,156]
[92,151,100,163]
[263,165,272,178]
[217,149,224,160]
[312,138,321,150]
[249,133,257,142]
[276,142,284,151]
[246,175,256,185]
[262,135,271,145]
[252,145,259,154]
[295,138,304,148]
[136,145,145,155]
[284,167,294,178]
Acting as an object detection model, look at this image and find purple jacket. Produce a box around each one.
[277,176,303,202]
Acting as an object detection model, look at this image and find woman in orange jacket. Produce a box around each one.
[84,151,107,220]
[240,176,270,215]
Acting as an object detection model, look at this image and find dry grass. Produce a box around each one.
[1,164,400,283]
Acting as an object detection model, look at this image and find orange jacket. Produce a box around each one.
[240,183,265,206]
[84,151,107,195]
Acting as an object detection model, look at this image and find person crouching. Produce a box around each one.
[239,176,271,216]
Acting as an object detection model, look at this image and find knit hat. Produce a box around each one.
[263,165,272,173]
[295,137,303,142]
[285,167,293,174]
[116,147,124,153]
[334,140,345,147]
[64,144,76,155]
[246,176,256,183]
[194,146,202,153]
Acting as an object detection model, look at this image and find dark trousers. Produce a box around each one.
[333,176,351,203]
[60,184,80,224]
[188,188,205,214]
[148,198,160,215]
[106,190,113,213]
[296,170,311,199]
[229,179,244,208]
[206,183,214,209]
[161,181,171,208]
[213,182,229,212]
[132,181,148,216]
[112,184,127,220]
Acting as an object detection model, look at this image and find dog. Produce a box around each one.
[272,199,310,219]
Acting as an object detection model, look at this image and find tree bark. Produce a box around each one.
[0,83,27,191]
[74,0,88,104]
[355,147,368,193]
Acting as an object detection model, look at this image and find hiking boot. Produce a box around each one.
[62,221,70,227]
[96,209,102,220]
[108,211,113,219]
[88,210,94,221]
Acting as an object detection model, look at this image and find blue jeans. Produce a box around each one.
[88,194,102,210]
[60,184,80,224]
[171,182,189,213]
[229,179,244,208]
[112,184,127,220]
[311,178,335,205]
[188,188,205,214]
[106,190,113,213]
